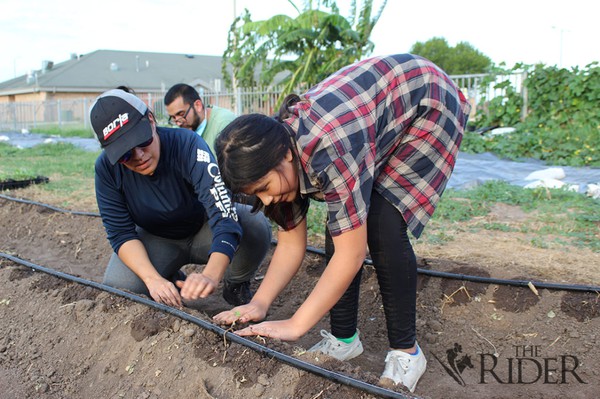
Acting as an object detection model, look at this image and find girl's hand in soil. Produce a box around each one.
[213,301,267,325]
[235,319,302,341]
[146,277,182,308]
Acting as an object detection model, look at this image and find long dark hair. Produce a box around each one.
[215,94,309,226]
[215,93,302,193]
[215,113,289,194]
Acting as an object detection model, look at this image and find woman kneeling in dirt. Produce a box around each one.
[90,89,271,309]
[212,53,471,393]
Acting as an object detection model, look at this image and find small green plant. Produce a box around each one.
[421,230,456,245]
[482,222,517,232]
[529,237,549,249]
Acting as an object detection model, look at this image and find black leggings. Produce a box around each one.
[326,191,417,349]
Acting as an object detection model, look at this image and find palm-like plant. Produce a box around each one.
[222,0,387,106]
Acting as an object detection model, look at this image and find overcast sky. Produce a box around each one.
[1,0,598,82]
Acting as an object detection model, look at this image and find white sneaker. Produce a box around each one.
[308,329,364,361]
[380,344,427,393]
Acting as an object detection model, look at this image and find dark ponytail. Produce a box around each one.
[275,94,302,122]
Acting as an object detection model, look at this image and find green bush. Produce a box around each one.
[462,62,600,167]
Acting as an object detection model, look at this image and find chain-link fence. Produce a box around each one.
[0,97,96,132]
[0,72,526,133]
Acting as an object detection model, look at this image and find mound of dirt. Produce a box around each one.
[1,196,599,398]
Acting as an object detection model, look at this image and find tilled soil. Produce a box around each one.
[1,195,599,399]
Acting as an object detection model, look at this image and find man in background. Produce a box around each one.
[164,83,235,153]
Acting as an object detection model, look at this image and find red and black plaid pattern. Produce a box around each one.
[282,54,471,238]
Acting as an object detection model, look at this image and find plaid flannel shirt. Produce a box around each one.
[278,54,471,238]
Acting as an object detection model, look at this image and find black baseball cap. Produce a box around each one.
[90,89,153,165]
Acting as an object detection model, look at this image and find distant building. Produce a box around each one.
[0,50,228,130]
[0,49,225,103]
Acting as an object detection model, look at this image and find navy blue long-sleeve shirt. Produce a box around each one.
[94,126,241,260]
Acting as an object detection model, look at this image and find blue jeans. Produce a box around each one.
[102,203,272,296]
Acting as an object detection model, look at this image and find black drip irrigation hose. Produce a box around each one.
[1,192,599,293]
[0,193,99,217]
[303,244,600,293]
[0,252,408,399]
[0,176,49,191]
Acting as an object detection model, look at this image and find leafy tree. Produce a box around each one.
[410,37,492,75]
[222,9,258,91]
[222,0,387,101]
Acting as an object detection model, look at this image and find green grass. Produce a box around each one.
[1,143,598,252]
[0,142,100,207]
[423,181,600,251]
[30,125,94,138]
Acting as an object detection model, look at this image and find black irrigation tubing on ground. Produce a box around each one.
[2,192,600,293]
[0,252,408,399]
[0,193,99,217]
[0,176,49,191]
[303,242,600,293]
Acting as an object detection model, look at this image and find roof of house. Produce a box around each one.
[0,49,226,95]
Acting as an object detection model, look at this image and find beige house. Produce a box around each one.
[0,49,225,102]
[0,50,227,129]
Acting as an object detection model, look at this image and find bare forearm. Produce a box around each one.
[252,222,307,309]
[290,224,368,335]
[253,241,305,307]
[291,251,364,333]
[119,239,183,307]
[117,239,160,282]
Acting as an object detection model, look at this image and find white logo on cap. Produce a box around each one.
[102,113,129,139]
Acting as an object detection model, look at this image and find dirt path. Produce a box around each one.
[1,196,599,398]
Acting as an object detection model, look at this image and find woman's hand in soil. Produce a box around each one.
[213,302,267,325]
[235,319,302,341]
[146,277,182,308]
[176,273,217,300]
